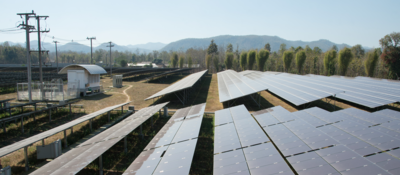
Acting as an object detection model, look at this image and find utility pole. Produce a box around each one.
[106,42,114,77]
[32,15,50,100]
[53,41,59,72]
[87,37,96,64]
[17,10,36,103]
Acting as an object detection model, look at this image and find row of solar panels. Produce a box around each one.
[32,102,169,175]
[31,103,206,175]
[215,105,400,175]
[145,70,208,101]
[123,103,206,175]
[218,70,400,108]
[0,101,132,158]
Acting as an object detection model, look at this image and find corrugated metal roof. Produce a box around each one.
[58,64,107,74]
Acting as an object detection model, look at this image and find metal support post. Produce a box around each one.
[71,127,73,134]
[21,116,24,134]
[124,136,127,153]
[69,103,72,117]
[49,108,52,122]
[42,139,45,146]
[90,119,92,132]
[108,111,110,122]
[64,130,68,148]
[3,122,6,135]
[24,146,29,171]
[121,106,123,113]
[99,155,103,175]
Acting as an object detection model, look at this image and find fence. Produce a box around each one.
[17,79,80,101]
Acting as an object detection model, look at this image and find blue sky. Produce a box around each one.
[1,0,399,48]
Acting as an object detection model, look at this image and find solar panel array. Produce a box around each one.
[123,103,206,175]
[0,101,131,158]
[245,72,343,106]
[145,70,208,101]
[220,70,400,108]
[252,106,400,174]
[218,70,267,103]
[214,105,294,175]
[31,102,169,175]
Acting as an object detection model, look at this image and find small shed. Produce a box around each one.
[58,64,107,96]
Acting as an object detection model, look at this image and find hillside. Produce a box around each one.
[161,35,353,52]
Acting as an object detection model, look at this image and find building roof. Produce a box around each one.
[58,64,107,74]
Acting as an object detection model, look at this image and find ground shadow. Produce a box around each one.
[147,73,191,84]
[83,93,113,101]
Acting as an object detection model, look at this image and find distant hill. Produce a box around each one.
[127,42,166,51]
[161,35,354,52]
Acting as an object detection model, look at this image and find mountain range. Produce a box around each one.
[5,35,370,53]
[161,35,364,52]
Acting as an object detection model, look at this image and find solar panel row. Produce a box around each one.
[31,102,169,175]
[145,70,207,101]
[0,101,132,158]
[219,70,400,108]
[214,105,294,175]
[217,70,266,103]
[123,103,206,175]
[291,107,400,174]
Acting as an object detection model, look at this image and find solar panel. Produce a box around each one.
[214,149,250,175]
[374,109,400,120]
[214,105,294,174]
[31,102,169,175]
[217,70,267,103]
[0,101,132,158]
[145,70,207,100]
[302,107,400,172]
[123,103,206,175]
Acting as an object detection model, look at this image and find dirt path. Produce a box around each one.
[123,85,133,103]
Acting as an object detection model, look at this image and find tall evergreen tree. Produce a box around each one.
[247,50,257,70]
[283,51,294,72]
[240,51,247,70]
[338,48,353,76]
[295,50,306,74]
[256,49,270,71]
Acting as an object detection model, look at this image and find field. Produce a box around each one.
[0,72,399,175]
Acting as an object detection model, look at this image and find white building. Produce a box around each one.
[58,64,107,96]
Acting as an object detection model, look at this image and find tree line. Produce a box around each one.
[1,32,399,79]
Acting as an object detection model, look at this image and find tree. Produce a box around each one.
[205,54,212,71]
[131,54,137,63]
[264,43,271,52]
[207,39,218,55]
[226,43,233,53]
[120,59,127,67]
[240,51,247,70]
[313,47,322,55]
[279,43,287,56]
[338,48,353,76]
[379,32,400,79]
[152,58,163,64]
[188,56,193,68]
[247,50,256,70]
[295,46,303,53]
[256,49,270,71]
[305,45,312,53]
[170,52,178,68]
[225,52,234,69]
[179,56,185,68]
[331,45,338,52]
[364,49,379,77]
[351,44,365,59]
[213,55,220,72]
[324,50,337,75]
[295,50,306,74]
[283,51,294,72]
